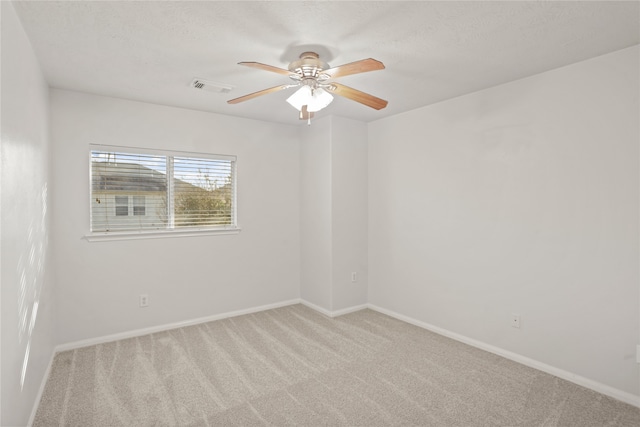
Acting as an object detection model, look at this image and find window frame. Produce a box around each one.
[86,144,240,242]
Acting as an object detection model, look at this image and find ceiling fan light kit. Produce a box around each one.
[228,51,388,123]
[286,86,333,113]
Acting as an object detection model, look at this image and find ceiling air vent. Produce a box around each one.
[190,79,234,94]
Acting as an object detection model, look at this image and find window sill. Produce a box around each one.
[85,227,241,242]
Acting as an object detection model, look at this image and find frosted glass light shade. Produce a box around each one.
[307,88,333,112]
[286,86,333,112]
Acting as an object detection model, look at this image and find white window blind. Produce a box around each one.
[90,146,236,233]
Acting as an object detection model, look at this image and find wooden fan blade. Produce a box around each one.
[238,62,292,76]
[299,105,315,120]
[321,58,384,79]
[227,85,291,104]
[328,83,388,110]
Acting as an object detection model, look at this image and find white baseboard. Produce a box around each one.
[299,299,333,317]
[55,298,365,353]
[28,349,56,427]
[299,299,367,318]
[332,303,369,317]
[367,304,640,408]
[55,299,301,352]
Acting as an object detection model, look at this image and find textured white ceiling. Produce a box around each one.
[12,1,640,126]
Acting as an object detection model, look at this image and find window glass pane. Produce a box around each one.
[173,157,234,228]
[91,151,167,231]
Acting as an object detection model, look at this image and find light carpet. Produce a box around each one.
[34,304,640,426]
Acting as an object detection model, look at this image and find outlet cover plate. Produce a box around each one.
[511,314,521,329]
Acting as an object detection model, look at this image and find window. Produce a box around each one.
[133,196,146,216]
[90,145,237,237]
[115,196,129,216]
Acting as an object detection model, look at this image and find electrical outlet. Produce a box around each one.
[511,314,520,329]
[351,272,357,282]
[139,294,149,308]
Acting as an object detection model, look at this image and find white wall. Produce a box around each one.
[1,2,57,425]
[331,117,368,311]
[50,90,301,344]
[368,46,639,397]
[300,116,368,313]
[300,117,332,310]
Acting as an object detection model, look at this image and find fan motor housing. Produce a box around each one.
[288,52,329,77]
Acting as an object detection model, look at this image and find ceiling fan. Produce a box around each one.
[227,52,388,121]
